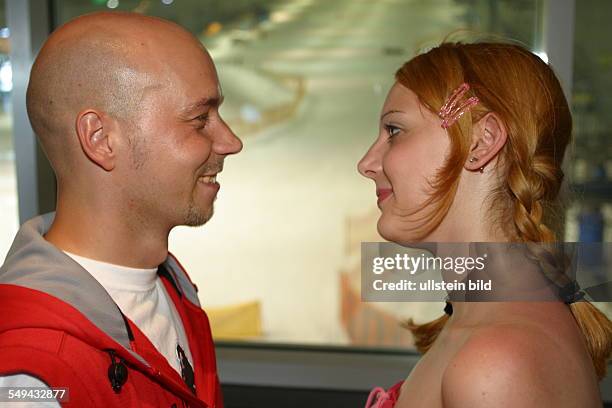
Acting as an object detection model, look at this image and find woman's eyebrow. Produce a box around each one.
[380,109,406,121]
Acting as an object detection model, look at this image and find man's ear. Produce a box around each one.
[465,112,507,172]
[75,110,116,171]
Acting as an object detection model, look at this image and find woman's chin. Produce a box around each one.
[377,213,417,244]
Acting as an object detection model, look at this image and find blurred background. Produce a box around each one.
[1,0,611,406]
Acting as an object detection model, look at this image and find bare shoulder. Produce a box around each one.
[440,323,597,408]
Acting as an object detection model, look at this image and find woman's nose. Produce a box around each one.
[358,142,382,180]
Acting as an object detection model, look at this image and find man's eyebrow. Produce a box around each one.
[380,109,405,120]
[181,95,224,116]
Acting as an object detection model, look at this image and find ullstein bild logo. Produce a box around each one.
[371,278,492,292]
[371,253,488,275]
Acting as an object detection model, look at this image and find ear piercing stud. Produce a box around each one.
[469,157,485,173]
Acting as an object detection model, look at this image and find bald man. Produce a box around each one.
[0,11,241,408]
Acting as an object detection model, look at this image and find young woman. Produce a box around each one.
[358,41,612,407]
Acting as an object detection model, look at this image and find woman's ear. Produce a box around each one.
[465,112,507,172]
[75,109,116,171]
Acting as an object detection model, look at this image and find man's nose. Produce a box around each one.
[358,141,382,180]
[213,119,243,156]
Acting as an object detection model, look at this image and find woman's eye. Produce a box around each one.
[384,124,401,139]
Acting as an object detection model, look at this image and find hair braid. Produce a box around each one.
[504,128,611,381]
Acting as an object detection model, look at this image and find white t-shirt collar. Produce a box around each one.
[64,251,159,292]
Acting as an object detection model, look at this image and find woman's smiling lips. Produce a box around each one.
[376,188,393,206]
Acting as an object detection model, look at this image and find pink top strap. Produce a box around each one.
[365,381,403,408]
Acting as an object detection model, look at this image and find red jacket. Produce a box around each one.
[0,213,222,407]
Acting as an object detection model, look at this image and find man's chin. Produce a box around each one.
[183,205,213,227]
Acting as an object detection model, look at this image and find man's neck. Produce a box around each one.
[45,202,170,269]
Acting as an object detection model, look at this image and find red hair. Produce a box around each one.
[396,42,612,380]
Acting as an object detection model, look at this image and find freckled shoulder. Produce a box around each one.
[440,324,570,408]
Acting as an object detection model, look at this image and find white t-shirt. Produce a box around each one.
[0,253,194,406]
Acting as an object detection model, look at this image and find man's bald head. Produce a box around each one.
[27,12,211,178]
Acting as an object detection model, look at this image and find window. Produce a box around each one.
[51,0,610,348]
[565,0,612,244]
[0,1,19,262]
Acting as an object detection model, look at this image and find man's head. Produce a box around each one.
[27,12,242,229]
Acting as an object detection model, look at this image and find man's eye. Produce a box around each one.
[384,124,401,139]
[195,114,209,129]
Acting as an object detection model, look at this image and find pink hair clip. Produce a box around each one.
[438,83,479,129]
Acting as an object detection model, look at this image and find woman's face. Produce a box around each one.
[358,82,451,242]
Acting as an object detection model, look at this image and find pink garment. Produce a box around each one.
[365,381,403,408]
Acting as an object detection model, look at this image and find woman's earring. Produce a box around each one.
[469,157,484,172]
